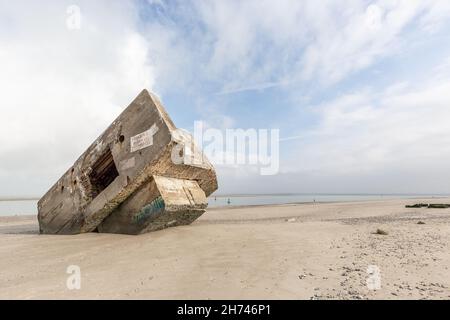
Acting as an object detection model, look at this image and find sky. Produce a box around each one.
[1,0,450,197]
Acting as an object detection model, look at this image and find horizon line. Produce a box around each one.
[3,193,450,201]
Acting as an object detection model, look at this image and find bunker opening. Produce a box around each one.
[89,148,119,198]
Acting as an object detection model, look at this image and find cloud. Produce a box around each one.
[419,0,450,33]
[179,0,450,92]
[1,0,450,197]
[216,72,450,194]
[285,71,450,182]
[0,1,155,196]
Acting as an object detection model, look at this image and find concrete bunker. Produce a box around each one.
[37,89,218,235]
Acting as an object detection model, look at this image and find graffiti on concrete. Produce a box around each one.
[133,196,165,224]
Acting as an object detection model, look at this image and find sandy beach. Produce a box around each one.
[1,198,449,300]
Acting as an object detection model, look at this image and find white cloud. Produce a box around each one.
[286,74,450,180]
[0,1,155,196]
[186,0,450,92]
[419,0,450,33]
[1,0,450,197]
[298,0,438,84]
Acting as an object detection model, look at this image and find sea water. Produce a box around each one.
[0,200,39,216]
[206,194,443,208]
[0,194,445,216]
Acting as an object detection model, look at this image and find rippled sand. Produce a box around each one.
[1,198,449,299]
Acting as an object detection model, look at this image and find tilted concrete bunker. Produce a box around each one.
[38,89,218,235]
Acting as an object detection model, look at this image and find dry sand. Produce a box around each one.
[1,198,450,300]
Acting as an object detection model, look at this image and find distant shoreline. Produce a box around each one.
[0,197,40,201]
[1,195,449,218]
[1,193,449,201]
[210,193,450,198]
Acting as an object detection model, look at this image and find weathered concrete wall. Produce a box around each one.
[98,176,207,234]
[38,89,218,235]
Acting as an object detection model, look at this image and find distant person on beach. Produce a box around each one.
[227,198,231,205]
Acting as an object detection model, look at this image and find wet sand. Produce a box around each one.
[1,198,449,299]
